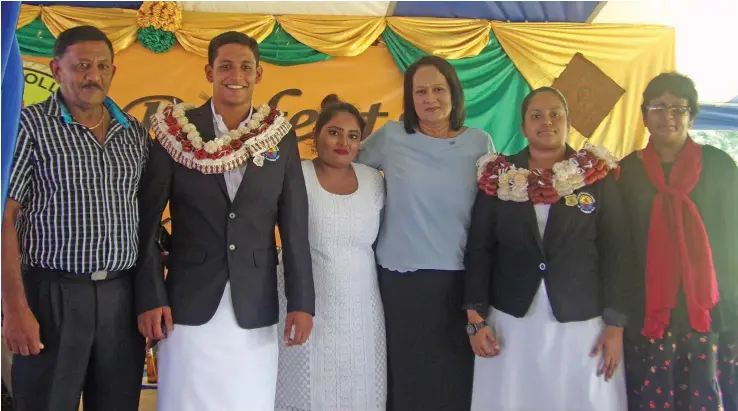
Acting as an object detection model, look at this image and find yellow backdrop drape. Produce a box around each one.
[17,5,41,29]
[491,22,676,158]
[41,6,138,53]
[15,4,678,158]
[276,15,386,57]
[17,5,139,53]
[175,12,275,57]
[386,17,491,59]
[16,4,492,59]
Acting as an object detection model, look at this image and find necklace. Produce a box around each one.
[89,109,105,129]
[75,108,105,130]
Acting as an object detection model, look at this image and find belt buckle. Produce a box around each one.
[90,271,108,281]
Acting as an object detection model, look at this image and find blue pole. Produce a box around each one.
[1,1,24,213]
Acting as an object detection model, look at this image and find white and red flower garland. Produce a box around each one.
[150,102,292,174]
[476,143,619,204]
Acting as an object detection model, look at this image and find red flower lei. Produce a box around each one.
[477,145,619,204]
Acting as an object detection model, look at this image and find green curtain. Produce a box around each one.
[260,23,331,66]
[15,19,330,67]
[16,18,529,152]
[382,27,529,155]
[17,17,55,57]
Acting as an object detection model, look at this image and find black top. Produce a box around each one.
[464,146,632,325]
[134,101,315,329]
[617,144,738,333]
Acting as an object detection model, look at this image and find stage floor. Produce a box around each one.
[139,391,156,411]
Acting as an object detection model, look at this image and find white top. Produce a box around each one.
[276,160,387,411]
[211,100,251,201]
[533,203,551,238]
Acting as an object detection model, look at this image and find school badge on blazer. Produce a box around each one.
[564,194,578,207]
[264,146,280,161]
[576,192,596,214]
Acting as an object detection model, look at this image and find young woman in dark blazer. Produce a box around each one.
[464,87,631,411]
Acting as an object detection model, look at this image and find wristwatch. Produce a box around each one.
[466,320,488,336]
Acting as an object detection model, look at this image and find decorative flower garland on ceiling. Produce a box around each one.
[136,1,182,53]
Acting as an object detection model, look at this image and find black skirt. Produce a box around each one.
[379,266,474,411]
[624,330,724,411]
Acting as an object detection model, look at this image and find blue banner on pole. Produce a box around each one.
[1,1,24,213]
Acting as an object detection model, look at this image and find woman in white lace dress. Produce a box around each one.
[275,95,386,411]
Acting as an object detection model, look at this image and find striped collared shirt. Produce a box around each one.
[7,90,150,274]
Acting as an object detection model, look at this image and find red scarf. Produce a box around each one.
[641,138,719,339]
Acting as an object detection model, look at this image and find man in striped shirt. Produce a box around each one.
[1,26,148,411]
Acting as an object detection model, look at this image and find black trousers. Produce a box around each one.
[379,267,474,411]
[11,269,145,411]
[625,330,723,411]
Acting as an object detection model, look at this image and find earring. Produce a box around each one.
[310,135,318,155]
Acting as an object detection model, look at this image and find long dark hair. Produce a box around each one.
[402,56,465,134]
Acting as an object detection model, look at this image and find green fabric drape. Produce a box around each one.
[17,17,55,57]
[260,23,331,66]
[15,19,329,66]
[382,27,529,155]
[15,19,528,151]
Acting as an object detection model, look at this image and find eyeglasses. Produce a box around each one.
[645,105,691,117]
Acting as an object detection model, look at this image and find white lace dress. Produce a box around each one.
[275,160,387,411]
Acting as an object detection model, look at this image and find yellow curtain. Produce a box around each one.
[38,6,138,53]
[14,6,492,60]
[492,22,676,158]
[175,12,275,57]
[17,5,41,29]
[387,17,491,59]
[277,15,385,57]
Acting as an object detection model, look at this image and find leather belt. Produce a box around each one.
[24,266,128,282]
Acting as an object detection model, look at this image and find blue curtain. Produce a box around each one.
[694,97,738,131]
[2,1,24,212]
[392,1,601,22]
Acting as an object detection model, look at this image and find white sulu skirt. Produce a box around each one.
[471,282,628,411]
[156,282,279,411]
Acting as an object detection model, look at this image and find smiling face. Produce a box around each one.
[314,111,363,168]
[522,90,569,151]
[50,41,115,109]
[206,43,262,108]
[411,65,453,126]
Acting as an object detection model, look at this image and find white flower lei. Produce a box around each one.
[477,143,619,203]
[151,103,292,174]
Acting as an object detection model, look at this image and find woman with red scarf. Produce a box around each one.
[618,72,738,411]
